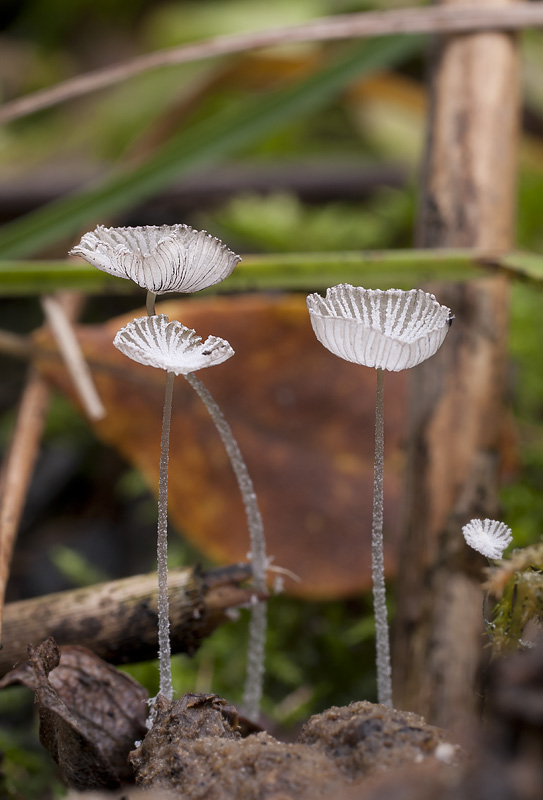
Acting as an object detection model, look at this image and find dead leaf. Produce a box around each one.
[34,294,407,598]
[0,637,148,790]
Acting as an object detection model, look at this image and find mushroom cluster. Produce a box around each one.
[72,226,464,717]
[71,225,266,722]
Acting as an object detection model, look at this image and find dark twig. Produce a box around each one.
[0,563,255,676]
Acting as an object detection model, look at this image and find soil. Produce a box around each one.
[6,636,543,799]
[128,693,457,799]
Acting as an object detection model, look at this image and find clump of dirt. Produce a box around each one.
[130,692,344,799]
[129,694,458,799]
[298,700,457,778]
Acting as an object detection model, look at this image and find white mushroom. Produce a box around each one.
[113,314,234,375]
[114,313,266,722]
[306,285,451,371]
[306,284,452,708]
[462,518,513,560]
[70,224,241,295]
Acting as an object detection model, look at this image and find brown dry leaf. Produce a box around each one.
[34,294,406,599]
[0,637,148,790]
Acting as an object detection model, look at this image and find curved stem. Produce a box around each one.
[372,367,392,707]
[184,371,267,720]
[157,369,175,702]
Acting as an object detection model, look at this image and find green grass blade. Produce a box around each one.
[494,251,543,283]
[0,35,423,260]
[0,249,505,296]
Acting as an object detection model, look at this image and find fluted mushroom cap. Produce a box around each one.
[306,284,451,372]
[462,518,513,559]
[113,315,234,375]
[70,224,241,294]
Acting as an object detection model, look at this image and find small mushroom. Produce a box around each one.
[306,284,451,707]
[113,314,234,375]
[462,518,513,560]
[114,312,267,721]
[307,285,450,371]
[114,315,235,706]
[70,224,241,312]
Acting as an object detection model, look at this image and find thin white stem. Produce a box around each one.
[184,373,267,591]
[184,371,266,721]
[157,369,175,702]
[146,291,157,316]
[371,367,392,707]
[242,600,267,719]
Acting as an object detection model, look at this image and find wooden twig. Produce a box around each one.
[0,293,87,647]
[0,329,34,360]
[1,4,542,125]
[0,563,254,677]
[40,294,105,421]
[394,0,518,733]
[0,368,51,647]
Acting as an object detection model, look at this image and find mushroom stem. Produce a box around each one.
[372,367,392,707]
[157,368,175,702]
[146,291,157,316]
[242,600,267,719]
[184,371,267,721]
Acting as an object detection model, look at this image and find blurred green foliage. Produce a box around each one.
[500,280,543,549]
[486,544,543,656]
[0,688,64,799]
[123,592,380,728]
[201,186,414,252]
[501,157,543,549]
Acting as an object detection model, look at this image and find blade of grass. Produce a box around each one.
[0,36,422,260]
[488,251,543,283]
[2,249,530,296]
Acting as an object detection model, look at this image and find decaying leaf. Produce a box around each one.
[34,294,407,598]
[0,637,147,790]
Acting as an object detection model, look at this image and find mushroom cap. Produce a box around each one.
[306,285,451,371]
[462,518,513,560]
[70,224,241,294]
[113,314,234,375]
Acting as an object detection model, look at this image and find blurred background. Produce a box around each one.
[1,1,543,796]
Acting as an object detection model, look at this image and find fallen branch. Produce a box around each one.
[0,293,87,647]
[0,562,255,677]
[0,368,50,646]
[1,4,542,125]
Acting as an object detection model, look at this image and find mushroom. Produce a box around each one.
[462,518,513,560]
[114,315,235,706]
[71,225,267,722]
[306,284,452,707]
[70,224,241,314]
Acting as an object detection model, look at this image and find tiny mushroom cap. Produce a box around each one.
[306,284,451,371]
[113,314,234,375]
[70,224,241,294]
[462,518,513,559]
